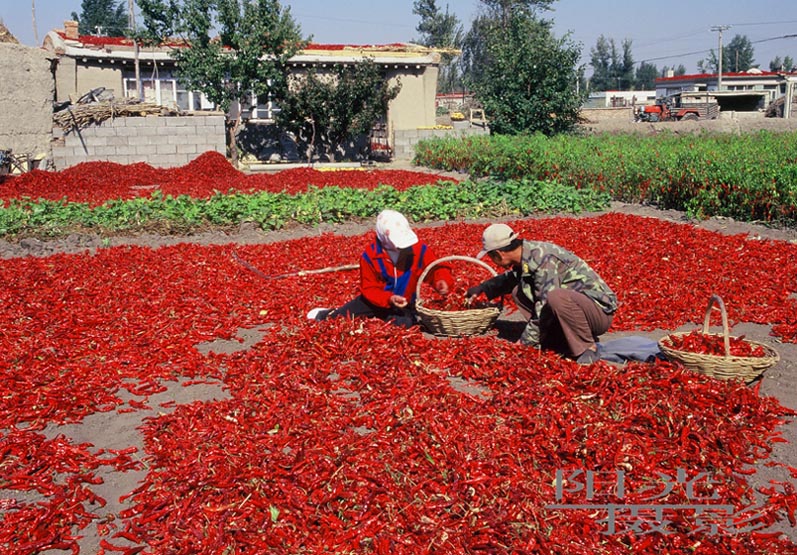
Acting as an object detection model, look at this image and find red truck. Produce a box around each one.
[636,92,720,122]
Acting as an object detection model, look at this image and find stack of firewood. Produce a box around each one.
[53,99,180,132]
[765,97,784,118]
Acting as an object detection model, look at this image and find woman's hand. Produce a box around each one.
[390,295,408,308]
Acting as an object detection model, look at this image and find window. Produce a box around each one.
[175,83,209,111]
[241,80,278,121]
[247,91,279,120]
[124,75,212,111]
[124,77,167,104]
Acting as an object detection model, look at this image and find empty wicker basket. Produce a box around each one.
[658,294,780,382]
[415,255,501,337]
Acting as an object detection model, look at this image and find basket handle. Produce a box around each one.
[701,294,731,358]
[415,255,498,304]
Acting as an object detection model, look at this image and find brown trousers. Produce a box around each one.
[514,287,613,358]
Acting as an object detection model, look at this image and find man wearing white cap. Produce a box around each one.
[307,210,452,328]
[467,223,618,364]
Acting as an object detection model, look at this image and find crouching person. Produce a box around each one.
[467,223,618,363]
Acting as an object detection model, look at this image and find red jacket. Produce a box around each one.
[360,240,453,309]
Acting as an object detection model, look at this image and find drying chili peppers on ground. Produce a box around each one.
[1,202,797,553]
[0,152,458,207]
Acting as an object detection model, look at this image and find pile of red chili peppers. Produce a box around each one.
[1,170,797,553]
[664,331,768,357]
[419,280,498,312]
[0,152,458,207]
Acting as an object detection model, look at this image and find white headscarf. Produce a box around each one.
[375,210,418,262]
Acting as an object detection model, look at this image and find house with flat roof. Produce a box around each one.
[655,69,797,116]
[43,21,442,140]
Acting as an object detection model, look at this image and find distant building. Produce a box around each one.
[655,69,797,115]
[584,90,657,109]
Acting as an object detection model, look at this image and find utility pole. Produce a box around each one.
[128,0,143,101]
[31,0,39,45]
[711,25,731,92]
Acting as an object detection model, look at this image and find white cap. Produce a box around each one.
[477,223,517,259]
[375,209,418,250]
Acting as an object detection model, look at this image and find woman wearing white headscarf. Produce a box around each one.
[307,210,452,328]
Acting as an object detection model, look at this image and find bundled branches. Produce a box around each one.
[53,99,179,133]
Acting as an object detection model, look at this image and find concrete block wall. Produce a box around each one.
[0,43,54,160]
[392,124,490,161]
[52,115,226,170]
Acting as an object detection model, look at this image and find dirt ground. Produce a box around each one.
[4,188,797,551]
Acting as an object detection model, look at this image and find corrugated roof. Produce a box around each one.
[53,31,430,55]
[47,30,440,65]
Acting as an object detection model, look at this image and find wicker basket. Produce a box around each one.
[415,255,501,337]
[658,294,780,381]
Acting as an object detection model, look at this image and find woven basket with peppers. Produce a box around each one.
[658,295,780,382]
[416,255,502,337]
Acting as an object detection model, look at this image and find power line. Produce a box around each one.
[639,33,797,65]
[752,34,797,45]
[633,20,797,52]
[727,19,797,27]
[632,27,708,52]
[639,48,712,64]
[293,12,414,30]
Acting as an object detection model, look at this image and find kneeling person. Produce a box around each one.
[308,210,452,328]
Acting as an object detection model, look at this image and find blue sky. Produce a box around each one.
[1,0,795,74]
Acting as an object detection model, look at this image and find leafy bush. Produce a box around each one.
[0,180,609,238]
[414,131,797,225]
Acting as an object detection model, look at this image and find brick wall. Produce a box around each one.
[392,124,489,161]
[52,115,226,170]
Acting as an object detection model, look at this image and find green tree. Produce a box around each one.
[479,0,555,26]
[413,0,464,93]
[464,7,584,135]
[701,34,755,73]
[275,60,401,162]
[769,55,794,72]
[635,61,658,89]
[726,34,755,72]
[460,15,494,88]
[588,35,612,91]
[71,0,128,36]
[618,38,634,90]
[589,35,633,91]
[136,0,306,165]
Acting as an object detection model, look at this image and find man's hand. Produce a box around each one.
[390,295,408,308]
[435,280,449,296]
[466,284,484,298]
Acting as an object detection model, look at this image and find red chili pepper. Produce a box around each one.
[665,330,767,357]
[2,207,797,553]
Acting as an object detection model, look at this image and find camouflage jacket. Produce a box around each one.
[479,240,619,346]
